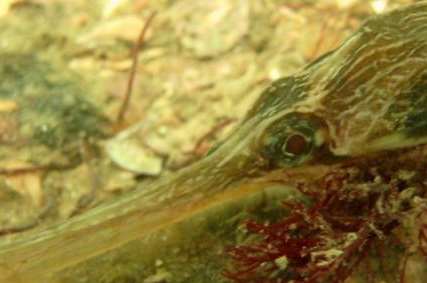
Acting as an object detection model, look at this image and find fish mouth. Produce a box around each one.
[0,133,332,283]
[0,133,423,283]
[0,105,413,283]
[0,98,420,283]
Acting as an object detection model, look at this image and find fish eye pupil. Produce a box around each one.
[282,134,308,156]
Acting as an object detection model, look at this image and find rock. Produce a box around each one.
[172,0,249,58]
[105,124,163,176]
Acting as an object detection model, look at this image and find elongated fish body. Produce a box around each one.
[1,2,427,283]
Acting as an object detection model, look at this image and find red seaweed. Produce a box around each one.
[225,165,427,283]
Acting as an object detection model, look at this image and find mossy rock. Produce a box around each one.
[0,53,109,165]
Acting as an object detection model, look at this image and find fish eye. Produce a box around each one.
[281,133,310,157]
[260,130,314,167]
[259,115,320,167]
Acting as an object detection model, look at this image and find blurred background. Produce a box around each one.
[0,0,422,282]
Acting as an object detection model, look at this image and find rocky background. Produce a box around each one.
[0,0,422,282]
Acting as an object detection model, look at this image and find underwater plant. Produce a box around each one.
[226,151,427,282]
[1,2,427,283]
